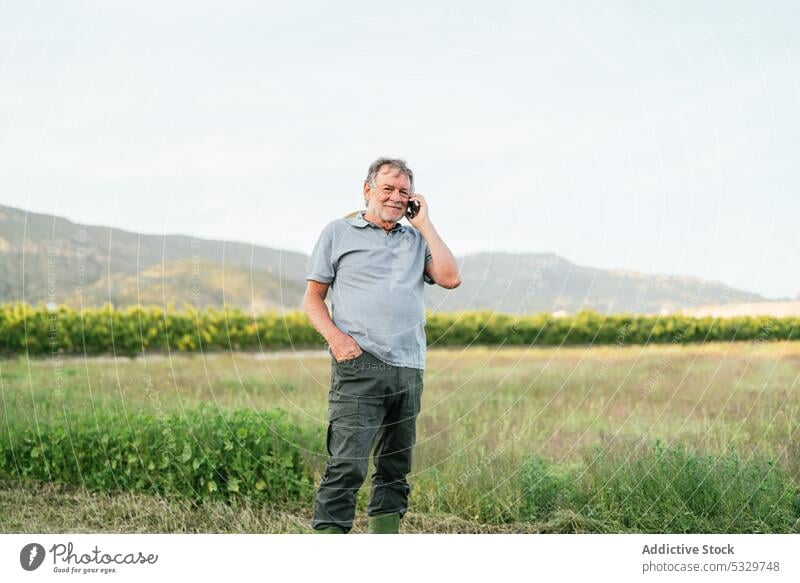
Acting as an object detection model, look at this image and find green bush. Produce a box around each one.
[512,443,800,533]
[0,405,323,505]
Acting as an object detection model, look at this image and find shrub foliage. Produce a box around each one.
[1,302,796,355]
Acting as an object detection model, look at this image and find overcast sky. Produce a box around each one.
[1,1,797,299]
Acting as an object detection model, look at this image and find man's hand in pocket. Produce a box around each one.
[329,332,363,362]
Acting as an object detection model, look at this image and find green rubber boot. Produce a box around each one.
[312,525,346,534]
[367,513,401,534]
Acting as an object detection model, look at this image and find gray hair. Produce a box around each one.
[364,157,415,193]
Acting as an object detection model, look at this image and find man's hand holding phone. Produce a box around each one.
[406,193,429,227]
[329,331,364,362]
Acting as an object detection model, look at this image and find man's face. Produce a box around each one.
[364,165,412,223]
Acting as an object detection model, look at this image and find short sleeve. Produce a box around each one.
[306,223,336,283]
[423,241,435,285]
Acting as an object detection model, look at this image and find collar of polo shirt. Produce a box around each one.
[349,210,407,233]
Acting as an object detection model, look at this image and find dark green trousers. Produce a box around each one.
[311,350,424,533]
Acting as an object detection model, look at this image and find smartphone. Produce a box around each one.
[406,200,420,220]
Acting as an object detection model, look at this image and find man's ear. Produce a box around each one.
[362,181,371,207]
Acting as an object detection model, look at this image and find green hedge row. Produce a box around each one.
[0,405,323,504]
[0,302,797,356]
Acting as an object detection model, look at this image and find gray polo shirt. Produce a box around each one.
[306,210,435,370]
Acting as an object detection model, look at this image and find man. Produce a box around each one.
[304,158,461,534]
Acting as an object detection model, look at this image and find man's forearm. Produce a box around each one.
[304,292,344,344]
[417,220,461,287]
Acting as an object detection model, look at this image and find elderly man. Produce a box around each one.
[304,157,461,534]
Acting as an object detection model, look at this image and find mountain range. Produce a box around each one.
[0,204,765,314]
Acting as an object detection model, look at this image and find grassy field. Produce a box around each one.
[2,342,800,533]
